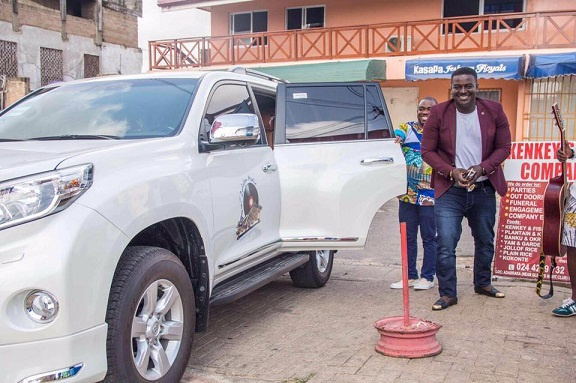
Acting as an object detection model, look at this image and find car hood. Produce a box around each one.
[0,141,132,181]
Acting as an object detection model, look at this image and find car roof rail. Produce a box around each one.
[227,66,289,83]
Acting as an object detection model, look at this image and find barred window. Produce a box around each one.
[523,76,576,141]
[84,54,100,78]
[0,40,18,78]
[41,47,63,87]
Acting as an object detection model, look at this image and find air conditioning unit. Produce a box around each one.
[385,36,412,53]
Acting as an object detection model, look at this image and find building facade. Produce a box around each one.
[0,0,143,102]
[138,0,210,72]
[151,0,576,142]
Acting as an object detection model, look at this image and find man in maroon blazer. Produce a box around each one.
[421,66,511,310]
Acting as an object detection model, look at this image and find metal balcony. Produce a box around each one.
[149,10,576,70]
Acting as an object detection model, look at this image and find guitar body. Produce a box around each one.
[542,175,567,256]
[541,103,568,258]
[537,102,568,298]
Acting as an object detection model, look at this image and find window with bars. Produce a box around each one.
[84,54,100,78]
[41,48,63,86]
[0,40,18,78]
[523,76,576,141]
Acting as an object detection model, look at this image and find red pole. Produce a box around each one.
[400,222,410,327]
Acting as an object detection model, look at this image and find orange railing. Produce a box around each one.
[149,10,576,70]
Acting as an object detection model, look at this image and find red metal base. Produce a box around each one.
[374,316,442,358]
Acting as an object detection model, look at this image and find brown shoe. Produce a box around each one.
[432,296,458,310]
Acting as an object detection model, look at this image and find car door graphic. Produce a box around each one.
[202,82,281,283]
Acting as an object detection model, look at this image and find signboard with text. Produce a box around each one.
[405,56,525,81]
[494,141,571,283]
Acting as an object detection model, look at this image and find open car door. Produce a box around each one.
[273,82,407,251]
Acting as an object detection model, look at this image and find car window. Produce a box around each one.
[252,87,277,148]
[284,85,365,143]
[366,85,392,139]
[0,78,198,140]
[201,83,263,148]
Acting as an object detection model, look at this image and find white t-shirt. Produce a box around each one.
[455,108,487,181]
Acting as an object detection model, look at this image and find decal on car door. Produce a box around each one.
[236,176,262,239]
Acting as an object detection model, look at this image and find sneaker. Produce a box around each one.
[552,298,576,317]
[414,278,435,290]
[390,279,418,289]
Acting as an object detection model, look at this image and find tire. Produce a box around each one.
[104,246,195,383]
[289,250,334,288]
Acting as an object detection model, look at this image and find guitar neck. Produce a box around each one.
[553,103,567,185]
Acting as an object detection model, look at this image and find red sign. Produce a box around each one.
[494,141,570,282]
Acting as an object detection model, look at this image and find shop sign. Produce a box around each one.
[494,141,572,282]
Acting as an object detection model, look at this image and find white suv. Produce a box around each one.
[0,68,405,383]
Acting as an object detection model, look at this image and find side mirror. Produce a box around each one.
[209,114,260,143]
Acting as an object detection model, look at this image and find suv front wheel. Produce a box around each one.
[104,246,195,383]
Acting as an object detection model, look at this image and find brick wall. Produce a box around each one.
[0,1,11,23]
[66,16,97,40]
[15,4,64,34]
[102,8,138,48]
[0,2,138,48]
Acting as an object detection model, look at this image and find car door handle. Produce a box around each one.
[262,164,278,172]
[361,157,394,165]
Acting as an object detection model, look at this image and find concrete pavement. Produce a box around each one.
[182,199,575,383]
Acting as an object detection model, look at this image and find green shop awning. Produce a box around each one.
[253,59,386,83]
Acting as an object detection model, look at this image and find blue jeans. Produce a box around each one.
[434,183,496,298]
[398,201,437,281]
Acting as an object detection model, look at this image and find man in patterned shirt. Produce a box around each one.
[390,97,438,290]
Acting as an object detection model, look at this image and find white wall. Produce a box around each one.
[138,0,211,72]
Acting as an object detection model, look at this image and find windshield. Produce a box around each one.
[0,78,198,140]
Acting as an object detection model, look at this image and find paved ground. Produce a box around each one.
[182,199,575,383]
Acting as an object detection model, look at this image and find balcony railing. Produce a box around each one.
[149,10,576,70]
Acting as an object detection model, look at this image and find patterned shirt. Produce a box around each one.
[395,121,434,206]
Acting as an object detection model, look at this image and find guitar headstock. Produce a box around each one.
[551,102,565,135]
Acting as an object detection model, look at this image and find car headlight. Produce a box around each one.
[0,164,93,230]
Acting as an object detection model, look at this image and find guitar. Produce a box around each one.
[537,103,568,298]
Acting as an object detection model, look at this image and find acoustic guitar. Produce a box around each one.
[537,103,568,298]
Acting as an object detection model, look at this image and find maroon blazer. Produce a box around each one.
[421,98,512,198]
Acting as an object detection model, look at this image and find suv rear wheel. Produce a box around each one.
[289,250,334,288]
[104,246,195,383]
